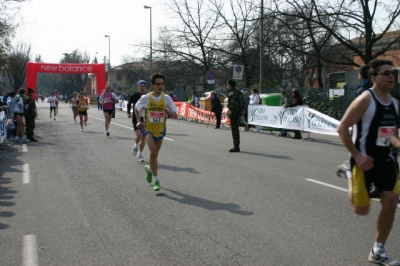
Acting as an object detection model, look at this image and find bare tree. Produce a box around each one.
[4,42,31,90]
[0,1,23,67]
[153,0,222,89]
[270,0,400,66]
[209,0,259,88]
[269,6,334,89]
[120,58,148,89]
[58,50,90,96]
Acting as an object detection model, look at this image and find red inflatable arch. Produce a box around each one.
[26,62,106,97]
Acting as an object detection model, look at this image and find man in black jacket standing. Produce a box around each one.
[211,91,222,129]
[127,80,147,162]
[226,80,245,152]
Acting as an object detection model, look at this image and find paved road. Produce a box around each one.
[1,101,400,266]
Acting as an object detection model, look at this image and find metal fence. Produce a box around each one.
[173,83,400,120]
[263,83,400,120]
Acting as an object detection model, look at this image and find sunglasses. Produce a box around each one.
[378,70,397,76]
[153,82,165,86]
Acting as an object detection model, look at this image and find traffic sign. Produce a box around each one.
[233,65,243,79]
[205,70,216,80]
[233,65,243,80]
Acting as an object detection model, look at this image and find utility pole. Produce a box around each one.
[259,0,264,94]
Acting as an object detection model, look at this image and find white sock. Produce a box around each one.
[133,143,138,149]
[373,242,385,254]
[154,176,159,181]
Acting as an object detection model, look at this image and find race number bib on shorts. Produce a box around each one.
[376,126,396,146]
[149,111,165,123]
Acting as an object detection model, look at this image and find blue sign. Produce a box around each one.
[112,83,117,88]
[205,70,216,80]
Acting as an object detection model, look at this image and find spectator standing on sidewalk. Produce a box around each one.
[249,89,261,133]
[191,91,200,108]
[226,80,245,152]
[280,86,289,137]
[211,91,222,129]
[356,65,373,96]
[24,88,38,142]
[241,88,250,131]
[285,89,303,139]
[10,89,28,143]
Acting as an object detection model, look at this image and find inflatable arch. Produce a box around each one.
[26,62,106,96]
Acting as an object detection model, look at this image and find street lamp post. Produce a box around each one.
[105,35,111,85]
[144,5,152,75]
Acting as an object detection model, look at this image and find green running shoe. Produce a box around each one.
[145,165,153,183]
[153,180,160,191]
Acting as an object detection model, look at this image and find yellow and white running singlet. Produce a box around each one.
[143,92,167,138]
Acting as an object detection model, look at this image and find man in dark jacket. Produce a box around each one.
[211,91,222,129]
[24,88,38,142]
[127,80,147,162]
[227,80,245,152]
[285,89,303,139]
[356,65,373,96]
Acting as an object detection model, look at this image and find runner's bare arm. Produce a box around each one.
[337,93,374,171]
[391,98,400,148]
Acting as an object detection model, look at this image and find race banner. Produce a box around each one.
[303,107,340,135]
[185,104,229,123]
[247,105,340,135]
[247,105,303,130]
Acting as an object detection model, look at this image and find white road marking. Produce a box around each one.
[88,114,175,141]
[23,163,30,184]
[22,144,28,152]
[305,178,400,207]
[305,179,348,192]
[22,235,38,266]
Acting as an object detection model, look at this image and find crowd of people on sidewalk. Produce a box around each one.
[1,88,39,143]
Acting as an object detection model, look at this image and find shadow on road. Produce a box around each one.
[158,164,201,174]
[160,188,254,216]
[0,146,20,230]
[238,151,292,160]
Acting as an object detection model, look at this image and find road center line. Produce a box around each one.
[22,234,38,266]
[22,144,28,152]
[305,178,348,192]
[88,114,174,141]
[23,163,30,184]
[305,178,400,207]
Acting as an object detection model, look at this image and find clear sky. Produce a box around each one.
[11,0,169,66]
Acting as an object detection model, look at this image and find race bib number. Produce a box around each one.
[149,111,165,123]
[80,104,86,108]
[376,126,396,146]
[139,109,145,117]
[103,98,111,103]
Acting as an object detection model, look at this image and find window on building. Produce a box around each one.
[117,73,122,81]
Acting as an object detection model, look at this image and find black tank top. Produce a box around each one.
[353,89,398,162]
